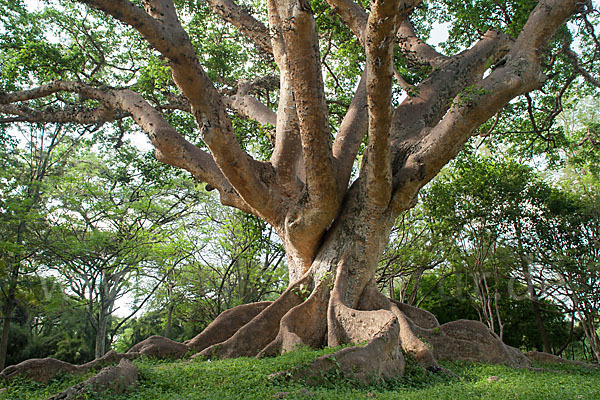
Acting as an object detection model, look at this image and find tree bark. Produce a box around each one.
[0,293,16,370]
[0,223,27,370]
[95,313,108,359]
[514,220,551,353]
[165,304,174,339]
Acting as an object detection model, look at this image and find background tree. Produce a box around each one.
[185,205,287,319]
[1,0,598,379]
[0,123,83,370]
[376,206,448,305]
[3,275,96,367]
[117,205,287,349]
[423,153,562,346]
[535,190,600,361]
[39,142,200,358]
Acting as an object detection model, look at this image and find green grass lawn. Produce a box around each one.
[2,348,599,400]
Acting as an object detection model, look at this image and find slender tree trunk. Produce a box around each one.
[529,286,551,352]
[581,316,600,363]
[592,332,600,363]
[0,218,28,370]
[556,312,575,357]
[165,304,174,339]
[514,221,551,353]
[95,312,108,359]
[0,293,16,370]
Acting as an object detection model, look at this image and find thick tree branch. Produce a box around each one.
[0,103,122,125]
[397,19,447,68]
[94,88,256,214]
[362,0,402,207]
[224,95,277,126]
[0,81,76,103]
[326,0,438,71]
[207,0,273,54]
[389,0,583,212]
[0,81,254,214]
[79,0,282,223]
[273,0,345,272]
[390,30,511,168]
[276,0,337,208]
[267,0,304,197]
[332,73,367,186]
[270,73,304,196]
[325,0,368,43]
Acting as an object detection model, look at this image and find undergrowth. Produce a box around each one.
[1,348,599,399]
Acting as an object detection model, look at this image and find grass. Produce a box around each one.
[1,348,599,400]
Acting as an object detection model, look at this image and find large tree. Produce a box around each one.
[1,0,598,381]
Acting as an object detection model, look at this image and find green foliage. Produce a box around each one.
[415,270,570,351]
[115,196,288,350]
[424,0,555,54]
[380,153,596,353]
[3,276,95,366]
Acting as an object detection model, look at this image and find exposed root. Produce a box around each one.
[1,358,78,384]
[127,335,189,358]
[284,267,530,384]
[525,351,598,369]
[327,266,394,346]
[0,350,137,384]
[525,351,600,370]
[359,281,530,369]
[48,358,138,400]
[198,276,311,359]
[360,282,438,368]
[2,271,535,388]
[389,303,439,367]
[424,319,530,367]
[185,301,272,353]
[328,295,399,347]
[259,281,330,357]
[391,301,440,329]
[294,316,404,384]
[288,265,406,383]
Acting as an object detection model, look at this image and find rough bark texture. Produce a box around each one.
[127,336,189,359]
[48,359,138,400]
[525,351,600,369]
[0,0,589,387]
[185,301,272,352]
[0,350,138,384]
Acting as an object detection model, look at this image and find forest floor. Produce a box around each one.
[1,347,599,399]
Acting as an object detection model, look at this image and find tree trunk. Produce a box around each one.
[0,253,21,371]
[95,313,108,359]
[529,285,551,353]
[165,304,174,339]
[0,218,27,370]
[515,221,551,353]
[1,186,532,381]
[581,315,600,363]
[190,183,530,381]
[0,295,16,370]
[0,0,585,384]
[556,311,575,357]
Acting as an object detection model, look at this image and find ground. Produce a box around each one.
[1,347,599,400]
